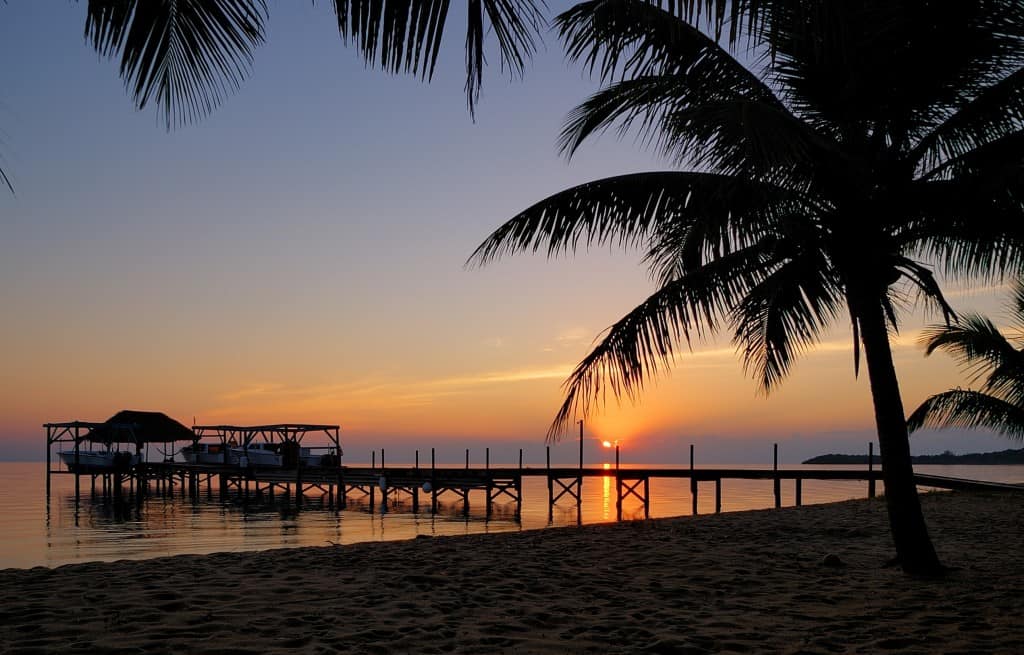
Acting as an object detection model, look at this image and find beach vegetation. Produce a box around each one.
[909,281,1024,441]
[469,0,1024,575]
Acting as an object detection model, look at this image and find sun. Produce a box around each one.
[602,440,613,448]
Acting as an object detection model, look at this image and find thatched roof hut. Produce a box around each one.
[85,410,194,445]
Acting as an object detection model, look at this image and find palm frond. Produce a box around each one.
[920,128,1024,183]
[919,314,1021,383]
[1011,280,1024,334]
[770,2,1024,144]
[893,256,957,325]
[658,99,839,181]
[904,173,1024,282]
[547,243,780,439]
[556,0,783,157]
[467,172,799,268]
[641,190,811,287]
[332,0,544,115]
[912,67,1024,177]
[907,389,1024,440]
[83,0,268,129]
[731,246,843,390]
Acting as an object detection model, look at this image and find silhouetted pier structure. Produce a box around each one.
[46,416,1023,521]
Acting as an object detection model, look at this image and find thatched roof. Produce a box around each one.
[85,410,195,444]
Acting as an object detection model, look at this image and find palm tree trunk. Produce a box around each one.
[857,298,944,575]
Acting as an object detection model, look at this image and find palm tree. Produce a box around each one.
[908,282,1024,440]
[469,0,1024,575]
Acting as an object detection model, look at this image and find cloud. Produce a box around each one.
[205,363,578,419]
[429,364,574,387]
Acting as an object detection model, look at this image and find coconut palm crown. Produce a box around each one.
[469,0,1024,574]
[909,282,1024,440]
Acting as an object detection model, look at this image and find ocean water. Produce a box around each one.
[2,461,1022,570]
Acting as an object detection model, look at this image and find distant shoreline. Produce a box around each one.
[804,447,1024,465]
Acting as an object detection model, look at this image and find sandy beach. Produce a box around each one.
[1,491,1021,654]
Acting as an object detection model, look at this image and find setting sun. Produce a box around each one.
[602,440,613,448]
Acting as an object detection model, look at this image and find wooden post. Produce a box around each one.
[643,477,650,519]
[578,419,584,470]
[795,478,803,506]
[615,445,622,521]
[465,448,469,469]
[381,448,385,469]
[74,439,81,506]
[415,450,419,470]
[486,447,490,469]
[773,443,781,508]
[514,474,522,521]
[45,428,51,498]
[431,448,437,514]
[517,449,523,519]
[546,446,553,521]
[690,444,697,516]
[577,419,584,521]
[868,442,876,498]
[714,478,721,513]
[372,450,376,469]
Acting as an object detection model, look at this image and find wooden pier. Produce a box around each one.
[46,443,1024,521]
[45,413,1022,522]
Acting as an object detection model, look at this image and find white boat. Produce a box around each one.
[181,442,233,465]
[232,442,283,468]
[58,449,139,472]
[300,447,327,467]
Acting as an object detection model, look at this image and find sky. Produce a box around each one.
[0,3,1017,464]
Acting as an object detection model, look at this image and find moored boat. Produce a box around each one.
[232,442,283,467]
[58,449,139,473]
[299,447,329,467]
[181,442,234,465]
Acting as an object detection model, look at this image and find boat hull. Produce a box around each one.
[232,447,282,468]
[58,450,138,473]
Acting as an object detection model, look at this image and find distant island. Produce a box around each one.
[803,448,1024,465]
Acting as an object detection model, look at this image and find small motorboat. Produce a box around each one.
[299,447,329,467]
[231,441,283,468]
[58,449,139,473]
[181,442,234,465]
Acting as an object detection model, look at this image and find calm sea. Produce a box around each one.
[2,461,1022,570]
